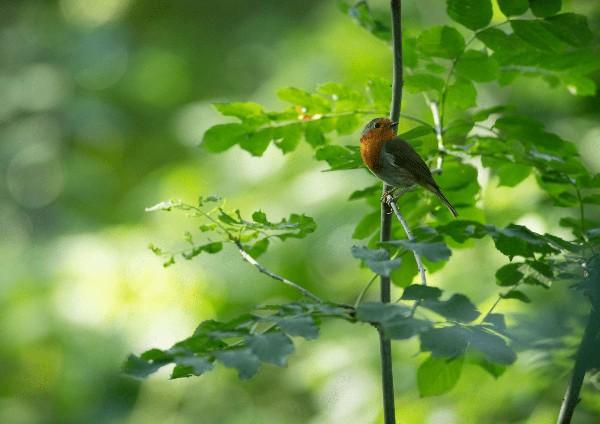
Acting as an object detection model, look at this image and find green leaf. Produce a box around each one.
[491,224,558,258]
[215,348,261,380]
[417,356,464,397]
[468,354,507,378]
[315,145,363,171]
[455,50,499,82]
[391,254,419,287]
[352,246,402,277]
[349,184,380,201]
[529,0,561,18]
[213,102,264,120]
[202,123,248,152]
[417,26,466,59]
[420,326,469,357]
[484,313,507,332]
[304,123,327,147]
[401,285,443,301]
[278,316,319,340]
[246,238,269,258]
[495,263,524,286]
[510,20,564,52]
[543,14,593,47]
[171,355,213,379]
[340,0,391,41]
[445,78,477,109]
[123,354,166,378]
[498,0,529,16]
[447,0,493,30]
[500,289,531,303]
[182,242,223,260]
[468,327,516,364]
[496,163,531,187]
[356,302,409,323]
[352,211,380,239]
[239,128,272,156]
[367,77,392,108]
[247,333,295,367]
[562,75,597,97]
[422,294,480,322]
[389,240,452,262]
[384,318,432,340]
[404,73,445,93]
[273,124,302,153]
[277,87,330,112]
[399,125,434,140]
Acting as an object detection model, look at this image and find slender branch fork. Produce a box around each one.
[234,240,323,303]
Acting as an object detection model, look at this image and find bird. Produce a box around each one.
[359,117,458,217]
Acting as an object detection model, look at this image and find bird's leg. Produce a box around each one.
[381,187,398,204]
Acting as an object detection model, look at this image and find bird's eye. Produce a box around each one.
[374,123,381,128]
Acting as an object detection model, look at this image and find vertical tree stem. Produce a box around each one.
[557,305,600,423]
[378,1,403,423]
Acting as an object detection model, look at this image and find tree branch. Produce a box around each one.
[378,1,402,423]
[234,240,323,303]
[557,304,600,423]
[429,100,445,173]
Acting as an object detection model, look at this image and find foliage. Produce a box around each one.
[128,0,600,405]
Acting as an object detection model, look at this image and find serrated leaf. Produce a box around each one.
[385,317,432,340]
[367,77,392,107]
[417,355,464,397]
[420,326,469,357]
[273,124,302,153]
[171,355,213,379]
[182,242,223,260]
[202,123,248,152]
[529,0,561,18]
[484,313,507,332]
[417,26,466,59]
[390,240,452,262]
[491,224,558,258]
[468,327,516,365]
[447,0,493,31]
[455,50,499,82]
[213,102,264,120]
[215,348,261,380]
[562,75,597,97]
[277,87,330,112]
[278,316,319,340]
[356,302,409,323]
[315,145,363,171]
[352,246,402,277]
[422,294,480,322]
[495,263,524,286]
[498,0,528,16]
[123,354,166,378]
[401,285,443,301]
[247,333,294,367]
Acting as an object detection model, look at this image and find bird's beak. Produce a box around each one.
[390,121,399,129]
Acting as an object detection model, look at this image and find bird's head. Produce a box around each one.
[360,117,398,143]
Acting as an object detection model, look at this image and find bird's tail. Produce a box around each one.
[426,183,458,217]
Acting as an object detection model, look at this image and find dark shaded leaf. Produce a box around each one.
[468,327,516,365]
[246,333,295,366]
[498,0,528,16]
[401,285,443,301]
[495,263,524,286]
[423,294,480,322]
[215,349,261,380]
[544,13,593,47]
[500,289,531,303]
[420,326,469,357]
[352,211,380,239]
[352,246,402,277]
[455,50,499,82]
[278,316,319,340]
[529,0,561,18]
[390,240,452,262]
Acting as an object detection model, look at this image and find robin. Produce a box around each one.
[360,117,458,217]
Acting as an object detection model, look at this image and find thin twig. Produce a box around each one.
[354,274,378,309]
[429,100,445,173]
[234,240,323,303]
[386,195,426,286]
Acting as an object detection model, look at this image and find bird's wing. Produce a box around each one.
[382,137,436,185]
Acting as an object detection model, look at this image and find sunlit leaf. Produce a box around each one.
[447,0,493,31]
[417,355,464,397]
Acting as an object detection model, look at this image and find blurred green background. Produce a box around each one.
[1,0,600,423]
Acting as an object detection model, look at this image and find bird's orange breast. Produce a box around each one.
[360,134,387,172]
